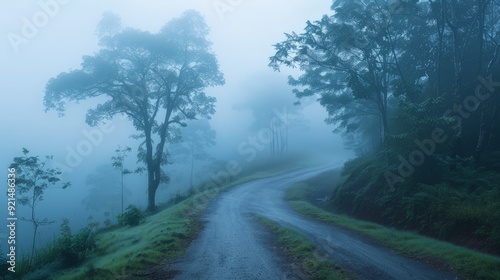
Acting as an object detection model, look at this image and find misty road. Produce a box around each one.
[171,165,456,280]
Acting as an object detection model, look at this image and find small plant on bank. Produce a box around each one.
[117,205,146,227]
[57,219,97,268]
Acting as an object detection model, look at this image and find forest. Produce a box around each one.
[270,0,500,255]
[2,0,500,279]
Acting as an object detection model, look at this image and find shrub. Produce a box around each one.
[57,219,97,268]
[333,153,500,254]
[117,205,146,227]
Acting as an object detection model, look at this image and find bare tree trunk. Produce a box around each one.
[121,173,124,215]
[474,0,497,161]
[271,120,276,157]
[145,125,159,213]
[436,0,445,97]
[30,223,38,266]
[147,171,155,212]
[190,148,194,187]
[444,1,462,94]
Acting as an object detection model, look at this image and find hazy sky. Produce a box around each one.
[0,1,350,251]
[1,0,338,164]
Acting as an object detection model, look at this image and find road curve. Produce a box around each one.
[171,164,457,280]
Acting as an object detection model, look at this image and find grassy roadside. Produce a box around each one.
[256,217,355,280]
[286,182,500,280]
[38,160,307,280]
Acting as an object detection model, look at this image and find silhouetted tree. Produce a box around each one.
[44,11,224,212]
[10,148,70,265]
[269,0,417,142]
[270,0,500,158]
[232,77,307,157]
[169,119,215,187]
[82,165,132,216]
[111,146,132,215]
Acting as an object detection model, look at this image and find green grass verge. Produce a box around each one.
[257,217,355,280]
[46,160,306,280]
[286,183,500,280]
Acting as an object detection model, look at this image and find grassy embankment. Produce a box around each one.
[257,217,355,280]
[285,169,500,280]
[17,158,308,280]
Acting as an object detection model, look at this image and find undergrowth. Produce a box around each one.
[286,176,500,280]
[257,217,354,280]
[12,158,306,279]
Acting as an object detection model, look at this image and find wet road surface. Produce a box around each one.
[172,164,457,280]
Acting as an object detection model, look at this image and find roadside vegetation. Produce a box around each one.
[332,154,500,255]
[286,171,500,280]
[257,217,354,280]
[6,158,305,280]
[271,2,500,279]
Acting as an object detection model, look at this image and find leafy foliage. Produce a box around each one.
[57,219,97,268]
[117,205,146,227]
[111,146,133,215]
[332,153,500,254]
[168,119,216,186]
[9,148,70,265]
[270,0,427,151]
[271,0,500,157]
[44,10,224,212]
[11,148,70,206]
[271,0,500,257]
[82,165,131,214]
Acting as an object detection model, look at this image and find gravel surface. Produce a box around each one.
[171,164,458,280]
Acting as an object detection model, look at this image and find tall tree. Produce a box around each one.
[269,0,424,147]
[82,164,131,216]
[169,119,216,187]
[44,11,224,212]
[10,148,70,265]
[111,146,132,215]
[232,76,306,157]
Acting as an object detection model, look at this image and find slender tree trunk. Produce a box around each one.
[285,113,288,154]
[486,107,499,150]
[30,190,37,266]
[190,149,194,187]
[436,0,445,97]
[444,2,462,94]
[271,120,275,157]
[473,0,490,161]
[475,103,498,161]
[30,223,38,266]
[121,173,124,215]
[280,125,286,157]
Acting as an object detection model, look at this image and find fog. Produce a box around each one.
[0,1,351,257]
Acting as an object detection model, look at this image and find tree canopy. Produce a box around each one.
[10,148,70,264]
[44,10,224,212]
[270,0,500,158]
[270,0,500,256]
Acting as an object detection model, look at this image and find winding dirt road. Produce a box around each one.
[171,164,457,279]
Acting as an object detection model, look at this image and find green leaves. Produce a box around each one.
[270,0,409,153]
[10,148,70,266]
[116,205,146,227]
[111,146,132,173]
[57,218,97,268]
[10,148,70,206]
[45,11,224,131]
[44,11,225,211]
